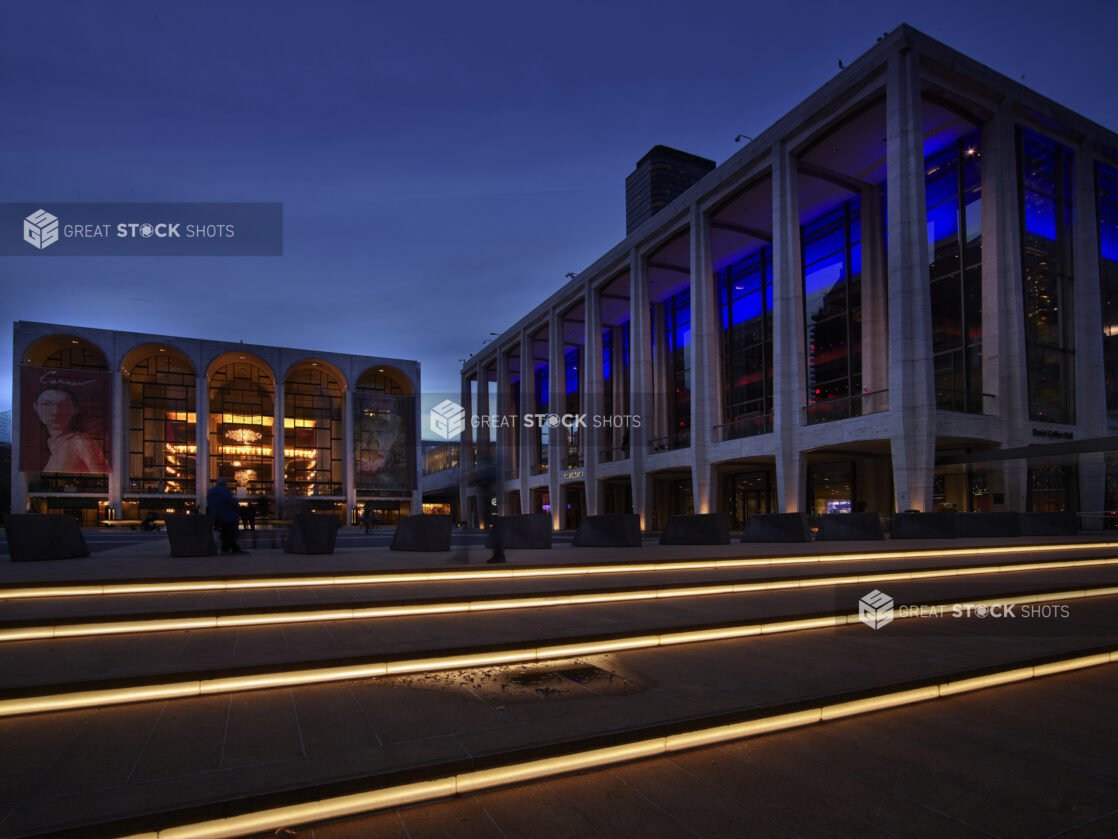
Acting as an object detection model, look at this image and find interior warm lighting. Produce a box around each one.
[225,428,263,445]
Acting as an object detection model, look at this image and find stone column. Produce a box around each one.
[273,380,284,513]
[629,248,653,528]
[495,351,510,515]
[476,363,492,526]
[652,302,669,443]
[548,309,563,529]
[985,99,1029,509]
[584,282,604,516]
[11,362,26,514]
[518,329,533,513]
[886,44,935,513]
[344,386,356,522]
[861,183,889,397]
[771,141,806,513]
[458,371,473,524]
[611,326,626,455]
[1074,142,1106,437]
[108,366,124,518]
[195,373,209,510]
[690,202,720,513]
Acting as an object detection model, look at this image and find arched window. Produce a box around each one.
[284,365,343,496]
[209,362,274,495]
[128,354,196,494]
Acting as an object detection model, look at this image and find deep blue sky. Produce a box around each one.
[3,0,1116,411]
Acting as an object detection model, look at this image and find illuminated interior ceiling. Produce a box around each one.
[797,96,979,224]
[599,273,630,328]
[647,231,690,303]
[562,301,585,347]
[711,177,774,273]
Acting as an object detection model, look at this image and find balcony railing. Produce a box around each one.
[936,388,995,415]
[714,411,773,442]
[648,430,691,453]
[599,445,631,463]
[804,389,889,425]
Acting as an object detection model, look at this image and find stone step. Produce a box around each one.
[2,611,1115,838]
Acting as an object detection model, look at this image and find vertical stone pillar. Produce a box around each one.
[629,248,653,528]
[1074,143,1105,437]
[273,379,284,513]
[652,302,669,442]
[611,326,626,455]
[195,373,209,510]
[771,141,806,513]
[495,351,510,515]
[518,329,533,514]
[10,357,26,516]
[344,386,356,523]
[476,362,492,526]
[861,183,888,397]
[108,365,124,518]
[584,282,603,516]
[548,309,563,529]
[458,371,473,525]
[689,202,720,514]
[985,99,1029,508]
[886,44,935,513]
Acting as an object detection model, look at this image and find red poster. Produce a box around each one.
[20,366,112,474]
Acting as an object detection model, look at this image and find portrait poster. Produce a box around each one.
[353,391,414,491]
[20,365,112,474]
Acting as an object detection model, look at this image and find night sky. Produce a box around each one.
[3,0,1116,413]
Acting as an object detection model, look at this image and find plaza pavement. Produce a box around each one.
[0,530,1116,837]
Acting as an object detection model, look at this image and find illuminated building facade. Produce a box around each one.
[12,322,420,525]
[460,26,1118,531]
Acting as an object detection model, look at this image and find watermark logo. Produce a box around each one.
[23,209,59,250]
[858,589,894,630]
[430,399,466,440]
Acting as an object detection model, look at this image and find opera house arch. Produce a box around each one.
[11,323,423,526]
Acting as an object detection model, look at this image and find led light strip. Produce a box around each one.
[106,648,1118,839]
[4,557,1118,641]
[3,585,1116,719]
[2,541,1117,601]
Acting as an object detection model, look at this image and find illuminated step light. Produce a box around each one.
[1,586,1114,717]
[107,648,1118,839]
[4,563,1116,642]
[2,542,1116,601]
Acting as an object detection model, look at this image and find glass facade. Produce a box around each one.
[1098,164,1118,426]
[208,362,274,495]
[718,244,774,438]
[927,130,984,413]
[284,367,343,496]
[535,363,549,471]
[564,347,581,467]
[128,355,196,495]
[1019,130,1075,423]
[803,196,863,423]
[667,291,691,446]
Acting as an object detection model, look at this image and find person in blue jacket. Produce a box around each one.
[207,476,249,554]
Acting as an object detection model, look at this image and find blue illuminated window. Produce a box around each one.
[926,129,983,414]
[1097,163,1118,424]
[802,194,864,422]
[1019,129,1075,423]
[718,244,773,436]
